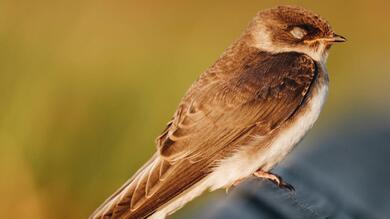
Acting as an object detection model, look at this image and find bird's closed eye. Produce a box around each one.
[290,27,307,40]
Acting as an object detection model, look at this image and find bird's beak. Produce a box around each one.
[323,33,347,43]
[305,33,347,44]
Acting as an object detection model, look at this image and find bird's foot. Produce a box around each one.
[253,170,295,191]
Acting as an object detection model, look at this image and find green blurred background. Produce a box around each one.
[0,0,389,218]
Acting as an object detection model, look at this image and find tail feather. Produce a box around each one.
[91,150,213,219]
[90,153,161,219]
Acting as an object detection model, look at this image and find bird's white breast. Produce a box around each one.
[208,81,328,190]
[150,78,328,219]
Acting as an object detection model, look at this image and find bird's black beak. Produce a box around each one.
[331,33,347,42]
[323,33,347,43]
[309,33,347,44]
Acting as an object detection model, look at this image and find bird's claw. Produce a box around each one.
[254,170,295,192]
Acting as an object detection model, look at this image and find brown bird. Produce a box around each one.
[91,5,346,219]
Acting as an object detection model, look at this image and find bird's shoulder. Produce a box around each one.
[156,49,317,162]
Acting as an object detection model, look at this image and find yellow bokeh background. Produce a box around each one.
[0,0,389,218]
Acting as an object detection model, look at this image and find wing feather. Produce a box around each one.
[157,51,316,162]
[91,49,318,219]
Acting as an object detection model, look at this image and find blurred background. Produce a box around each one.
[0,0,389,218]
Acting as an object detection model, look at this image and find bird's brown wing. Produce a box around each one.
[91,51,317,219]
[156,51,316,163]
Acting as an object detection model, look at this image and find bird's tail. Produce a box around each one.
[90,149,213,218]
[90,153,162,219]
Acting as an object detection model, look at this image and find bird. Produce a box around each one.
[91,5,346,219]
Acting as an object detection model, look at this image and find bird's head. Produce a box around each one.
[247,6,346,63]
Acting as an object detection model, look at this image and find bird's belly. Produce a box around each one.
[207,83,328,190]
[149,83,328,219]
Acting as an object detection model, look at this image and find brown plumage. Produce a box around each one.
[91,5,345,219]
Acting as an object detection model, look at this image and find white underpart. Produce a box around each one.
[209,84,328,190]
[150,83,329,219]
